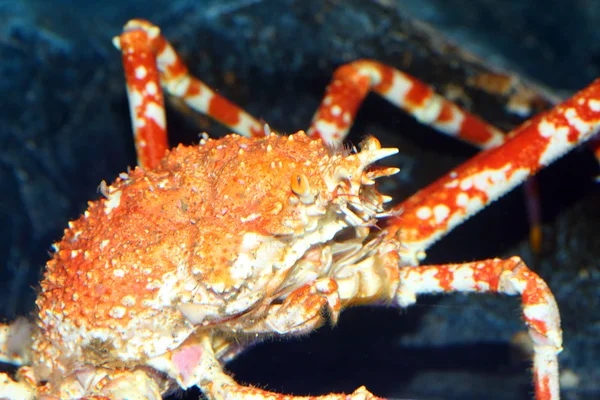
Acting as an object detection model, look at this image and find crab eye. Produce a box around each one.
[291,173,310,196]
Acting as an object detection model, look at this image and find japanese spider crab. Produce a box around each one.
[1,18,600,400]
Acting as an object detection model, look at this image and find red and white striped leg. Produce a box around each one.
[307,59,505,148]
[395,257,561,400]
[113,23,168,170]
[113,19,266,169]
[389,79,600,262]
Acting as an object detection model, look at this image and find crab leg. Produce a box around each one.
[174,334,385,400]
[114,19,266,169]
[114,22,510,163]
[394,257,561,400]
[306,59,506,148]
[387,79,600,262]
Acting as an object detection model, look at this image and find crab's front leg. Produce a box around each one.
[391,78,600,260]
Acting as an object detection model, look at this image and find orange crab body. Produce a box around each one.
[2,17,600,400]
[30,132,399,396]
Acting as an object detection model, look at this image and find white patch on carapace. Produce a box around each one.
[109,306,126,319]
[230,233,267,281]
[416,206,432,220]
[433,204,450,224]
[100,239,110,250]
[113,269,125,278]
[144,102,166,130]
[135,66,147,80]
[240,213,261,223]
[104,190,122,215]
[121,295,136,306]
[224,291,264,316]
[211,282,226,294]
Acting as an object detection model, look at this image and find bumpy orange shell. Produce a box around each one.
[32,131,397,378]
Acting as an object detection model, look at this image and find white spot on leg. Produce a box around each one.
[538,119,575,166]
[450,266,476,290]
[145,81,158,96]
[145,102,166,130]
[129,89,143,109]
[565,108,591,136]
[135,66,147,80]
[312,119,340,145]
[433,204,450,223]
[156,45,177,70]
[416,206,432,220]
[382,72,412,107]
[588,99,600,112]
[455,193,469,207]
[185,87,214,114]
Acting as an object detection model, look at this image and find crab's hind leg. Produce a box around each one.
[114,19,266,170]
[306,59,506,148]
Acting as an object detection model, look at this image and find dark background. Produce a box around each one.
[1,1,599,399]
